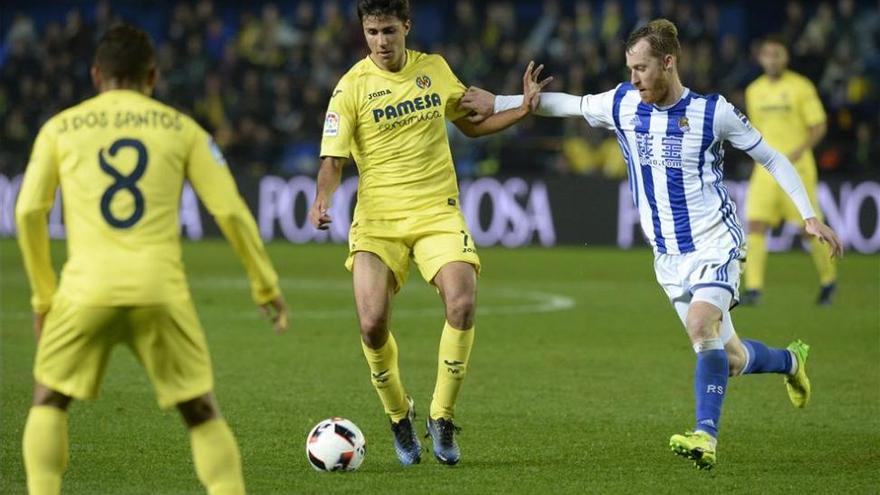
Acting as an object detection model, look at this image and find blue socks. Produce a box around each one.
[693,341,728,438]
[741,339,794,375]
[691,338,795,439]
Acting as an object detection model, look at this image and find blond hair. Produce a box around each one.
[626,19,681,59]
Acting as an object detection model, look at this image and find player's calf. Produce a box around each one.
[24,384,72,495]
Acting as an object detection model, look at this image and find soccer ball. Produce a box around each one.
[306,417,366,472]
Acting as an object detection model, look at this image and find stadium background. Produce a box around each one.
[1,2,879,493]
[1,0,879,253]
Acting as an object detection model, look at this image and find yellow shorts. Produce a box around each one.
[34,293,213,409]
[745,164,822,226]
[344,210,481,291]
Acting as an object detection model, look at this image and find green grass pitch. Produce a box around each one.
[1,239,878,493]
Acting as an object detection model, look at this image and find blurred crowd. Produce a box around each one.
[1,0,878,179]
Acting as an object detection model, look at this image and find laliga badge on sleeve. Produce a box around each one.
[208,137,228,166]
[323,112,340,137]
[732,106,752,129]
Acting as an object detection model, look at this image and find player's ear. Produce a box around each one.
[664,54,675,72]
[403,19,411,36]
[146,66,158,92]
[90,65,102,91]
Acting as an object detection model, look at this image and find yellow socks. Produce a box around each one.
[361,332,409,422]
[748,231,837,289]
[430,322,475,420]
[189,418,245,495]
[808,236,837,286]
[23,406,68,495]
[745,232,767,290]
[361,324,475,422]
[23,408,244,495]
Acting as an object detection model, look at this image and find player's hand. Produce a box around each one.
[522,61,553,112]
[309,198,332,230]
[461,86,496,122]
[33,311,47,342]
[805,217,844,258]
[260,296,289,335]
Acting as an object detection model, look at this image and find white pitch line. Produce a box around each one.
[1,279,576,321]
[207,288,576,320]
[191,277,577,319]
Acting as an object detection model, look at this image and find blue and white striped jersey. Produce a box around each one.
[581,83,762,255]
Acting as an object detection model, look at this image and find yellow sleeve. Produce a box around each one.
[15,122,60,313]
[319,75,357,159]
[438,56,469,121]
[744,84,757,120]
[186,126,280,305]
[798,79,826,127]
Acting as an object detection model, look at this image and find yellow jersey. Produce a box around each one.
[16,89,280,312]
[745,70,826,171]
[319,49,469,220]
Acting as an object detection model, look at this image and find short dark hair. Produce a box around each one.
[760,34,789,50]
[626,19,681,60]
[357,0,410,23]
[93,24,155,84]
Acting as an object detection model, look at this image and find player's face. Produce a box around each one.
[362,15,411,71]
[626,39,673,104]
[758,42,789,78]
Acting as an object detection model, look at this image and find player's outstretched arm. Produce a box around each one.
[747,140,843,258]
[187,132,288,333]
[16,125,60,339]
[461,88,585,121]
[452,61,552,138]
[309,156,345,231]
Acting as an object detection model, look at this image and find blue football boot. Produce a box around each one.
[390,396,421,465]
[426,416,461,465]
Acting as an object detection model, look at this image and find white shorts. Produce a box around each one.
[654,246,744,311]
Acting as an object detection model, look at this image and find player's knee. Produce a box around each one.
[32,384,72,410]
[444,292,475,330]
[685,316,718,343]
[177,393,219,427]
[358,314,389,347]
